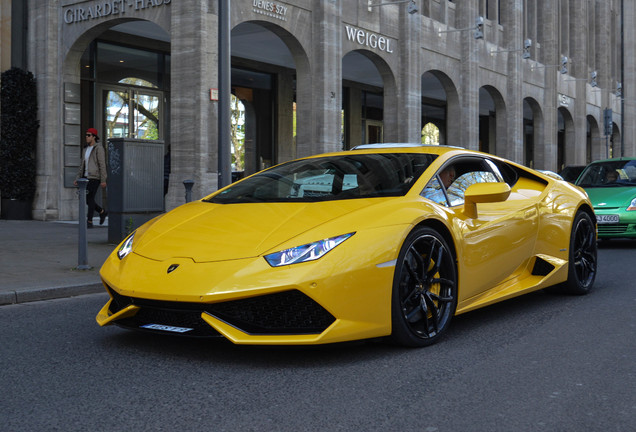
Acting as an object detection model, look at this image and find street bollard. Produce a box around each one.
[76,178,92,270]
[183,179,194,203]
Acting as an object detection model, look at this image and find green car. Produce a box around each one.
[575,158,636,239]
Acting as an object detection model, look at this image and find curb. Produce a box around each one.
[0,283,104,306]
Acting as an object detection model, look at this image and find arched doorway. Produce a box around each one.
[342,50,397,148]
[60,20,171,220]
[421,71,460,147]
[231,21,310,172]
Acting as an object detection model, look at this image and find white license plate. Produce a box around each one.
[140,323,193,333]
[597,214,619,224]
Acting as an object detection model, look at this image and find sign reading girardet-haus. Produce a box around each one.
[63,0,171,24]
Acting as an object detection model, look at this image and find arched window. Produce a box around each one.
[421,122,440,145]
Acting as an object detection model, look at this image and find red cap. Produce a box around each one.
[86,128,99,138]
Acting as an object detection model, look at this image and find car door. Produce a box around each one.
[424,156,540,301]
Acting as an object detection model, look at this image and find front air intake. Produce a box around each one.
[106,287,335,336]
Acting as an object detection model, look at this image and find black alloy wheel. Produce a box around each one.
[391,226,458,347]
[550,210,597,295]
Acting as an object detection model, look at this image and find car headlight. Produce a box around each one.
[264,233,354,267]
[628,198,636,211]
[117,232,135,260]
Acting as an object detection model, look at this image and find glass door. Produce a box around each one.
[100,85,163,140]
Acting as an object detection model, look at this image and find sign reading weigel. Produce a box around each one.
[345,25,394,54]
[63,0,171,24]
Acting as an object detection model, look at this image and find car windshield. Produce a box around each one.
[207,153,437,203]
[576,159,636,187]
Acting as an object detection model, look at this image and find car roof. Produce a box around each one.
[351,143,465,151]
[587,157,636,164]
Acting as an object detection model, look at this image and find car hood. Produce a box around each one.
[133,200,381,262]
[583,187,636,208]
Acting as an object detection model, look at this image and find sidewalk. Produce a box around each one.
[0,219,116,305]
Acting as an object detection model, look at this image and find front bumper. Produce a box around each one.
[96,225,405,344]
[594,210,636,239]
[98,287,336,338]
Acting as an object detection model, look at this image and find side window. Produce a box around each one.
[422,157,499,207]
[421,176,447,204]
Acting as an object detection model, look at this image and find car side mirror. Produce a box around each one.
[463,182,511,219]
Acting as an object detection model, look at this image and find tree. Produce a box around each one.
[230,95,245,171]
[0,68,39,203]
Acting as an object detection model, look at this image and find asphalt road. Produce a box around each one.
[1,242,635,432]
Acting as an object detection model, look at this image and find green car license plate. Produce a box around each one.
[597,214,619,224]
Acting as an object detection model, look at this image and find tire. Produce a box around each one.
[390,226,458,347]
[549,211,597,295]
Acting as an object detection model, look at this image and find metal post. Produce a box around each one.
[620,0,624,157]
[183,179,194,203]
[218,0,232,189]
[76,178,91,270]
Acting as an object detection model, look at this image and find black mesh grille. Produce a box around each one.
[207,290,336,334]
[598,224,628,235]
[106,287,335,336]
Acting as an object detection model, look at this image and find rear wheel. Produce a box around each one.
[391,227,457,347]
[549,211,597,295]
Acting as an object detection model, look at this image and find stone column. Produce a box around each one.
[570,0,587,166]
[502,0,523,163]
[397,4,422,143]
[308,0,342,156]
[30,0,61,220]
[623,0,636,156]
[594,1,612,161]
[537,0,559,171]
[458,1,480,151]
[166,1,216,209]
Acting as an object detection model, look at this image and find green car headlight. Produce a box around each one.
[628,198,636,211]
[264,233,354,267]
[117,232,135,260]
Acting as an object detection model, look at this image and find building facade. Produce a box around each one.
[0,0,634,221]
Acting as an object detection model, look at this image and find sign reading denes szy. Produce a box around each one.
[252,0,288,16]
[63,0,171,24]
[345,25,394,54]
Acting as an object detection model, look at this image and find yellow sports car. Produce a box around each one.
[97,144,597,347]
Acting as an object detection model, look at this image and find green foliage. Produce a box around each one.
[230,95,245,170]
[125,216,135,235]
[421,123,440,145]
[0,68,39,200]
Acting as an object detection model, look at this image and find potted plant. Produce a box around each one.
[0,67,39,219]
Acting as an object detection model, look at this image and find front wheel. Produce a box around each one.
[390,227,458,347]
[549,211,597,295]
